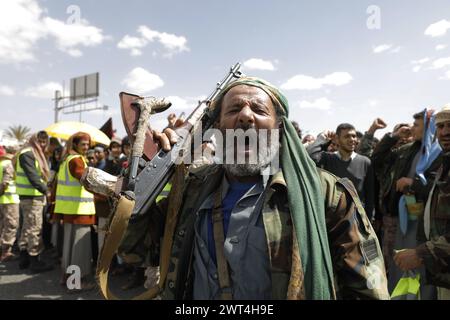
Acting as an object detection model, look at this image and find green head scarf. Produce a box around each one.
[210,76,334,299]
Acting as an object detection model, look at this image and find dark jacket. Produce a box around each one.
[19,150,48,196]
[416,153,450,288]
[104,158,123,176]
[372,134,441,216]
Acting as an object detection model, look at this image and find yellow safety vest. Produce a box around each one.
[0,159,20,204]
[156,182,172,203]
[54,154,95,215]
[15,148,44,196]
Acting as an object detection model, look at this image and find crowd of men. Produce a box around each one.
[0,76,449,300]
[301,107,450,299]
[0,131,139,291]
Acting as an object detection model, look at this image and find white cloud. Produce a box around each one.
[322,72,353,86]
[411,58,430,72]
[117,35,147,56]
[121,67,164,94]
[432,57,450,69]
[298,97,332,110]
[411,57,430,65]
[155,32,188,53]
[243,58,276,71]
[442,70,450,80]
[0,0,46,63]
[281,72,352,90]
[25,82,62,99]
[436,44,447,51]
[368,100,378,107]
[372,44,401,54]
[373,44,392,53]
[282,75,322,90]
[0,85,15,96]
[0,0,106,63]
[166,95,206,111]
[43,17,105,57]
[425,19,450,37]
[118,25,189,57]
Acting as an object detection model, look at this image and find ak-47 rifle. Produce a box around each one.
[81,63,242,299]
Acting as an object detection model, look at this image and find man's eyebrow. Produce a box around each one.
[228,97,268,107]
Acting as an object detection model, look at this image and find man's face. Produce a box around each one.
[218,85,279,176]
[37,136,48,150]
[437,121,450,152]
[110,143,122,158]
[95,150,104,161]
[75,139,90,156]
[123,144,131,158]
[337,129,357,153]
[87,153,97,165]
[411,118,424,142]
[219,85,278,130]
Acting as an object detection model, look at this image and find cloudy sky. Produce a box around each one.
[1,0,450,139]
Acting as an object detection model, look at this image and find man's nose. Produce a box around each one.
[237,105,255,126]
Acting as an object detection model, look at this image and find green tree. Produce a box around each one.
[5,124,31,142]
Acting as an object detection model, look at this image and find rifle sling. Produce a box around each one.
[96,164,186,300]
[212,188,233,300]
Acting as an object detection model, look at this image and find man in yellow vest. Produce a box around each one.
[54,132,96,291]
[0,146,20,262]
[15,131,53,273]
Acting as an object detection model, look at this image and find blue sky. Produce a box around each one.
[1,0,450,139]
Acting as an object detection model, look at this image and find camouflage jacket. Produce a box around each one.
[372,134,441,216]
[416,154,450,288]
[151,165,389,300]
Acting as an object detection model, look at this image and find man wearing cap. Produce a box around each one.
[143,77,388,300]
[394,105,450,299]
[0,146,20,262]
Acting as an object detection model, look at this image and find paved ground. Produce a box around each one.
[0,250,146,300]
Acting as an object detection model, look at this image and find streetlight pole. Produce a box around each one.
[54,90,61,123]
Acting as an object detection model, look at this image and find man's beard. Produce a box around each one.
[221,125,279,177]
[223,154,276,176]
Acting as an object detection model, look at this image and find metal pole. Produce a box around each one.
[54,90,61,123]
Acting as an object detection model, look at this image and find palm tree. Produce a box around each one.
[5,125,31,142]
